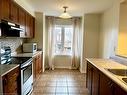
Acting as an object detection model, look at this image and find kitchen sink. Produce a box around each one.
[122,78,127,83]
[106,69,127,76]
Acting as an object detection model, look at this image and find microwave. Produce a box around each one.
[23,43,37,53]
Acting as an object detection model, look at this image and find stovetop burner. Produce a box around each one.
[1,57,32,65]
[11,57,32,64]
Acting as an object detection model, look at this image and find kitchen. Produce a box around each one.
[0,0,127,95]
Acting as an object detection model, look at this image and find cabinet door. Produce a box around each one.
[99,73,114,95]
[0,0,10,20]
[33,57,36,81]
[18,7,26,28]
[38,54,42,74]
[92,68,99,95]
[86,62,93,95]
[25,13,31,38]
[30,17,35,38]
[35,56,40,79]
[10,0,18,23]
[114,83,127,95]
[2,67,20,95]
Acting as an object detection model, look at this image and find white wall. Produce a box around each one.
[99,0,120,58]
[54,55,72,69]
[81,14,100,73]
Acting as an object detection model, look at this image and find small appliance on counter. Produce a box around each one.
[23,43,37,53]
[0,46,33,95]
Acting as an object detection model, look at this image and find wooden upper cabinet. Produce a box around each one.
[26,13,34,38]
[25,13,31,38]
[0,0,35,38]
[30,17,35,38]
[18,7,26,30]
[0,0,10,20]
[10,0,18,23]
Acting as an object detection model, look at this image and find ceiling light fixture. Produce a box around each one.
[59,6,72,19]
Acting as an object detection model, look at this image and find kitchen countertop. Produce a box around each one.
[11,51,42,58]
[0,64,19,76]
[86,58,127,92]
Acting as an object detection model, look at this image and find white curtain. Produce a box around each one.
[71,18,81,69]
[46,16,55,70]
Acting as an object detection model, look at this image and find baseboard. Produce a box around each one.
[54,66,71,69]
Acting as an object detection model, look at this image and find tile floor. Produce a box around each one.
[31,69,89,95]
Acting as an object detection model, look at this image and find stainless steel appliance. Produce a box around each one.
[0,47,33,95]
[23,43,37,53]
[20,58,33,95]
[0,20,25,37]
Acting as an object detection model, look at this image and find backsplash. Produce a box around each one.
[0,38,26,53]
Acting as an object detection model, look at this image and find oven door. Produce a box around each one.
[21,61,33,95]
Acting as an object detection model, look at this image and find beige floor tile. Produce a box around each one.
[56,87,68,93]
[45,81,57,86]
[68,87,80,94]
[42,86,56,94]
[32,69,88,95]
[56,81,67,87]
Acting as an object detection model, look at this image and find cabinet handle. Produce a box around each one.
[108,81,111,86]
[3,78,7,85]
[110,83,113,88]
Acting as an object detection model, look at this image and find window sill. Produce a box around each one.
[54,53,72,56]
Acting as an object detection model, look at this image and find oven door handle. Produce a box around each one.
[21,61,32,70]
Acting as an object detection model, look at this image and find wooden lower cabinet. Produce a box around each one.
[33,52,43,81]
[86,63,93,95]
[2,67,20,95]
[99,73,113,95]
[114,83,127,95]
[92,67,99,95]
[86,61,127,95]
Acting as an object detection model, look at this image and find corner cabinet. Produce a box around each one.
[2,66,20,95]
[86,61,127,95]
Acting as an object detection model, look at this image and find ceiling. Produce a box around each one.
[25,0,114,16]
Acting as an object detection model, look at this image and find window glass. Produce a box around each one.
[54,25,73,55]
